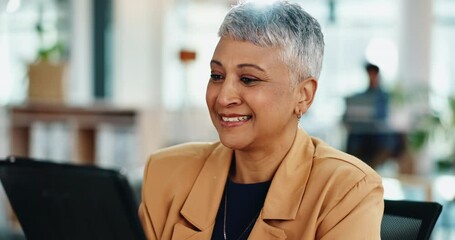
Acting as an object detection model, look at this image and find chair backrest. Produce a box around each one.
[0,156,146,240]
[381,199,442,240]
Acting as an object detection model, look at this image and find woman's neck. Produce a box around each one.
[230,129,298,184]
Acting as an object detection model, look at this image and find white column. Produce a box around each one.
[68,0,93,104]
[450,34,455,96]
[398,0,432,90]
[112,0,169,107]
[113,0,174,165]
[398,0,433,174]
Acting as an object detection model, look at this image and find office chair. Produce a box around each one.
[0,156,146,240]
[381,199,443,240]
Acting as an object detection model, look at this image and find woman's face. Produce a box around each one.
[206,37,302,151]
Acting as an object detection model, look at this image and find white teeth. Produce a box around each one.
[222,116,250,122]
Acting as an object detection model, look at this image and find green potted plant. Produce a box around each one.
[388,84,455,174]
[393,86,455,174]
[27,4,67,104]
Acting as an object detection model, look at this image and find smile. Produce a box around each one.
[221,115,251,122]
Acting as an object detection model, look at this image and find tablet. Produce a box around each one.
[0,156,145,240]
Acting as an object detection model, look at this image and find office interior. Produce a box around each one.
[0,0,454,239]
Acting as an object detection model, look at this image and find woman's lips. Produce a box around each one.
[219,114,252,127]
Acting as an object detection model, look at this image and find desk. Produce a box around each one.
[8,103,137,164]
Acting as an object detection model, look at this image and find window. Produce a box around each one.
[0,0,70,104]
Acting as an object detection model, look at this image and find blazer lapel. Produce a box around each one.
[175,143,233,238]
[262,129,315,221]
[246,130,315,239]
[171,223,214,240]
[248,214,287,240]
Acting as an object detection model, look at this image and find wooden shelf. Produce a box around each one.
[8,103,137,164]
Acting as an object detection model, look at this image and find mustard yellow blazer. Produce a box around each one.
[139,129,384,239]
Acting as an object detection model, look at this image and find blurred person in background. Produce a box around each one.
[140,1,384,239]
[343,63,404,170]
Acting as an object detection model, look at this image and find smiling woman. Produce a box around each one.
[206,39,301,155]
[139,1,384,239]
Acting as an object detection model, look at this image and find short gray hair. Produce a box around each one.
[218,0,324,84]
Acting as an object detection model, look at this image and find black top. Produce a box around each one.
[211,178,271,240]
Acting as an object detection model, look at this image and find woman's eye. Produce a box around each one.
[240,77,258,85]
[210,74,224,81]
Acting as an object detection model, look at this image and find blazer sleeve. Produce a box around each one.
[317,173,384,240]
[138,157,158,240]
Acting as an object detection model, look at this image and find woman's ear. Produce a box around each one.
[294,77,318,116]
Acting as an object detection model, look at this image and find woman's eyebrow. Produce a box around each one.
[238,63,265,72]
[210,60,265,73]
[210,60,223,67]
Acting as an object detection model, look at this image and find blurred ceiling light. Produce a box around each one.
[6,0,21,13]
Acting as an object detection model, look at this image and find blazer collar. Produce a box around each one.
[179,129,315,232]
[262,129,315,220]
[180,142,232,231]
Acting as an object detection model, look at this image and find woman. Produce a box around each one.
[139,1,384,239]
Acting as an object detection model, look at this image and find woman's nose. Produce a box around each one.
[217,80,241,107]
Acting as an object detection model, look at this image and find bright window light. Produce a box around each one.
[365,37,398,81]
[6,0,21,13]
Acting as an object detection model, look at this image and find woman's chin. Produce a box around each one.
[218,135,250,150]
